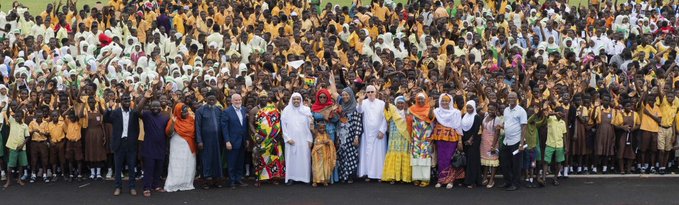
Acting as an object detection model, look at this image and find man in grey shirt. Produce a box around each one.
[500,92,527,191]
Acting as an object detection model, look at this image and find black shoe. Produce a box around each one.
[525,182,535,188]
[659,169,666,175]
[505,185,519,191]
[496,182,511,188]
[286,180,294,186]
[236,181,248,187]
[229,184,236,190]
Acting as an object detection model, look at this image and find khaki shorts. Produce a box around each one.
[658,127,675,151]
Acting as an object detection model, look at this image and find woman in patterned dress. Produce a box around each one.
[431,94,464,189]
[336,87,362,183]
[311,89,340,183]
[480,103,501,188]
[382,96,412,184]
[408,92,434,187]
[253,101,285,186]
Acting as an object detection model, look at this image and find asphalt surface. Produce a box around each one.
[2,176,679,205]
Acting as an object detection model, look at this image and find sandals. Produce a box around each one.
[312,183,318,187]
[434,183,442,188]
[143,190,151,197]
[486,181,495,189]
[154,188,166,193]
[446,183,454,189]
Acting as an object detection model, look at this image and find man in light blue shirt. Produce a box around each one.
[500,92,527,191]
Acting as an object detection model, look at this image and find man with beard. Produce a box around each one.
[104,93,141,196]
[252,91,285,187]
[195,91,224,189]
[221,94,249,189]
[137,90,170,197]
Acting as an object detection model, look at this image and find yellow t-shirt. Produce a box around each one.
[613,110,640,128]
[640,104,662,132]
[635,44,657,60]
[659,97,678,127]
[48,120,66,143]
[173,13,186,34]
[6,117,29,150]
[29,120,49,142]
[65,119,82,141]
[546,116,567,148]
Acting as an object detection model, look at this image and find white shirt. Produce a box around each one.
[122,109,130,138]
[503,105,527,145]
[234,106,243,126]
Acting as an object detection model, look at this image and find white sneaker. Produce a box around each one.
[434,183,442,188]
[106,169,113,180]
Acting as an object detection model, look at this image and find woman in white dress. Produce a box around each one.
[164,103,197,192]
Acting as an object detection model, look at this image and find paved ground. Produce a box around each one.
[2,177,678,205]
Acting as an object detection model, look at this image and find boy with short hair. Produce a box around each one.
[64,110,84,182]
[4,110,30,188]
[524,103,546,187]
[657,89,677,175]
[48,111,67,182]
[543,107,567,186]
[640,95,661,174]
[29,110,51,183]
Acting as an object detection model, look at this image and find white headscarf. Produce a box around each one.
[434,94,461,130]
[281,92,313,126]
[281,93,313,143]
[460,100,477,132]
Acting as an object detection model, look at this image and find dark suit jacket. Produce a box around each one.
[220,106,249,149]
[104,108,141,153]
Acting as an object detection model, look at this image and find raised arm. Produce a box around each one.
[135,90,152,115]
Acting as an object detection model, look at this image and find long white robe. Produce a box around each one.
[282,94,313,183]
[357,99,388,179]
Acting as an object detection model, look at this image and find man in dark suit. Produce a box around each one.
[104,94,141,196]
[221,94,249,189]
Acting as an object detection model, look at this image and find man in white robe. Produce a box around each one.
[282,93,313,184]
[357,85,388,180]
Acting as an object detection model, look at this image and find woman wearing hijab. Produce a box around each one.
[382,96,412,184]
[311,89,340,183]
[282,93,314,185]
[336,87,363,183]
[163,103,196,192]
[408,92,434,187]
[461,100,483,188]
[431,94,464,189]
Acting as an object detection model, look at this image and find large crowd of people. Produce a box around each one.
[0,0,678,197]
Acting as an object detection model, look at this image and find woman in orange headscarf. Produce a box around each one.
[163,103,197,192]
[407,92,434,187]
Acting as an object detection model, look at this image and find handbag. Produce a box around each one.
[451,150,467,168]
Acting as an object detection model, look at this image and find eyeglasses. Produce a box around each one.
[319,96,327,99]
[366,91,375,93]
